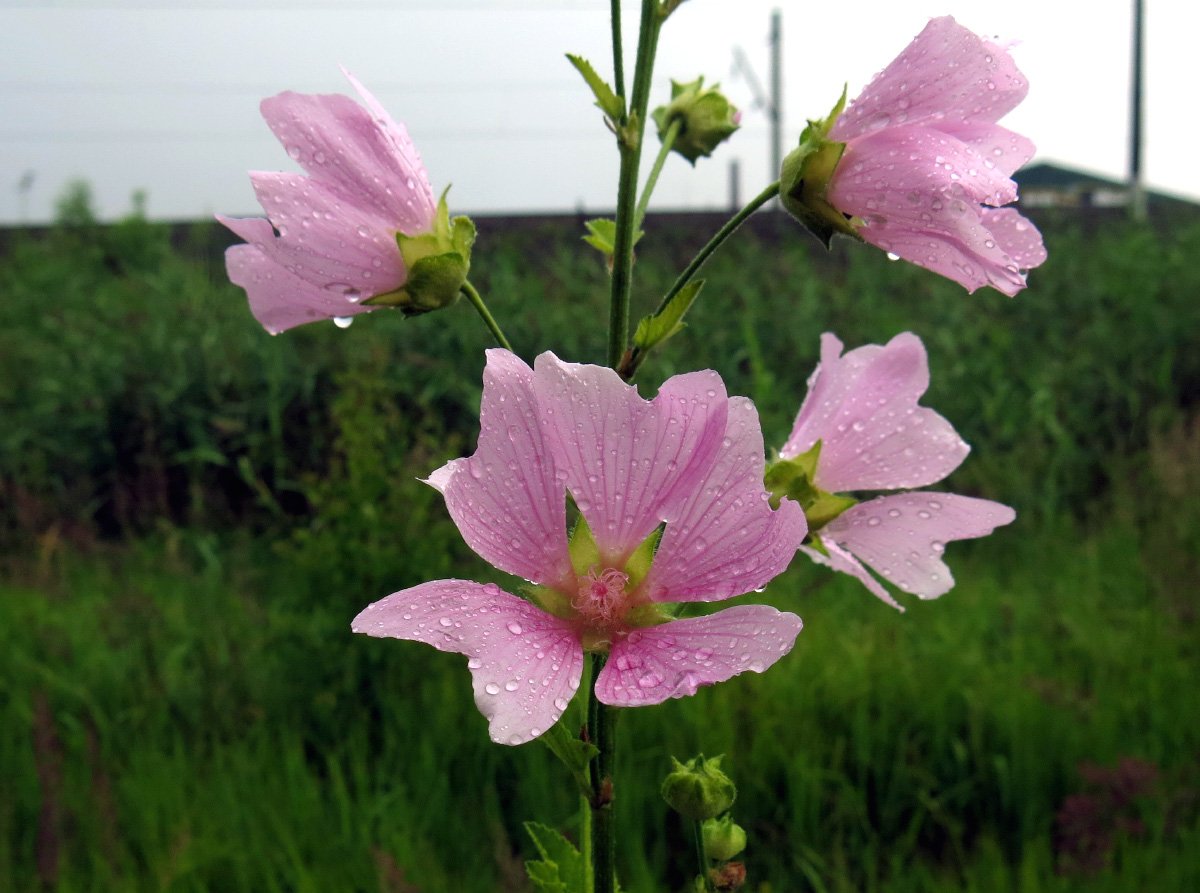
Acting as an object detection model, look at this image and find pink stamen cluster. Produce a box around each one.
[573,567,630,626]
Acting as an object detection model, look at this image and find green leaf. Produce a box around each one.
[524,822,584,893]
[565,54,624,121]
[582,218,618,256]
[633,279,704,353]
[540,723,598,797]
[582,218,645,264]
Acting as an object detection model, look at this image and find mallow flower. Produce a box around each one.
[354,350,807,745]
[781,16,1046,296]
[220,70,474,334]
[766,333,1014,609]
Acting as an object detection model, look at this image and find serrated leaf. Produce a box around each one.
[566,54,624,121]
[582,218,618,256]
[633,279,704,353]
[526,861,568,893]
[541,721,598,797]
[524,822,584,893]
[582,218,645,264]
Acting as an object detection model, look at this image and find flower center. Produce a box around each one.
[573,567,629,626]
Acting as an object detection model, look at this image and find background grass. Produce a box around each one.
[1,187,1198,890]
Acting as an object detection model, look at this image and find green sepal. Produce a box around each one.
[540,726,599,799]
[582,218,644,266]
[524,821,584,893]
[370,188,474,315]
[568,513,601,576]
[525,583,574,619]
[651,77,740,165]
[566,54,624,124]
[779,87,861,248]
[702,815,748,862]
[764,443,857,530]
[624,525,662,589]
[633,279,704,353]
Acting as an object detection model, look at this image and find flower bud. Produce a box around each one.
[661,754,736,820]
[702,815,747,862]
[651,77,740,165]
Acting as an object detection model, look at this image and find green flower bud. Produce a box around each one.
[702,815,747,862]
[661,754,736,820]
[651,77,740,165]
[368,187,475,316]
[779,87,861,248]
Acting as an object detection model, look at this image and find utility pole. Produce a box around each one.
[1129,0,1147,221]
[769,9,782,190]
[732,10,783,208]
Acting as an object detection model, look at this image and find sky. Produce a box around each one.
[0,0,1192,224]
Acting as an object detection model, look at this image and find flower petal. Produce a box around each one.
[799,541,903,610]
[431,350,574,591]
[645,397,807,602]
[241,171,406,297]
[981,207,1047,270]
[533,353,728,565]
[220,220,375,334]
[821,492,1015,599]
[352,579,583,745]
[830,16,1029,142]
[936,122,1035,179]
[784,333,969,492]
[260,75,436,236]
[595,606,803,706]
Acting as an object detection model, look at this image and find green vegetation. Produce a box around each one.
[1,192,1198,890]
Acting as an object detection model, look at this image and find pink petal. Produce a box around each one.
[784,333,879,457]
[242,171,406,297]
[221,220,375,334]
[827,129,1038,295]
[800,541,903,610]
[981,207,1047,270]
[532,353,728,566]
[821,492,1016,599]
[430,350,574,591]
[784,333,969,492]
[594,606,803,706]
[830,16,1029,142]
[644,397,807,602]
[937,122,1035,179]
[830,126,1017,216]
[352,579,583,745]
[260,76,436,236]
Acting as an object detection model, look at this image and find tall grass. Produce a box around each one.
[1,195,1198,890]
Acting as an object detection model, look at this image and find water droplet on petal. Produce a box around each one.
[484,682,500,695]
[333,316,353,329]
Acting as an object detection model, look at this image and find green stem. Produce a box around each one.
[610,0,625,102]
[620,180,780,381]
[588,654,618,893]
[460,279,513,351]
[633,117,680,233]
[693,820,710,890]
[607,0,664,369]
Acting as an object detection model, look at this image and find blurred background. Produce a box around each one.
[2,1,1198,891]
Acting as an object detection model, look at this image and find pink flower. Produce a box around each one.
[826,16,1046,295]
[219,70,438,334]
[353,350,808,745]
[778,333,1014,609]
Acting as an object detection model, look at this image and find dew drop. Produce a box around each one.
[484,682,500,695]
[506,621,524,635]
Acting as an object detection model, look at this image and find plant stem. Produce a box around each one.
[607,0,664,369]
[619,180,780,381]
[460,280,513,351]
[693,820,710,890]
[588,654,618,893]
[652,179,780,318]
[634,117,680,233]
[610,0,625,102]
